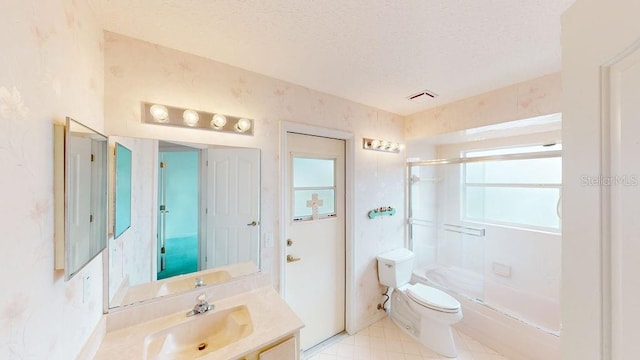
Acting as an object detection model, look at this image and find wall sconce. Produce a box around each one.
[363,137,403,153]
[142,102,254,136]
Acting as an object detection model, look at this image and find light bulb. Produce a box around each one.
[371,139,380,149]
[235,118,251,133]
[380,140,390,149]
[388,142,399,151]
[210,113,227,129]
[149,104,169,122]
[182,109,199,127]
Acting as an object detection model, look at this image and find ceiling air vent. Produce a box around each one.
[407,89,438,104]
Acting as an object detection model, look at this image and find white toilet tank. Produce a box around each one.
[377,248,415,288]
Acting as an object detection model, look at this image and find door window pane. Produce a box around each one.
[293,189,336,218]
[293,158,335,187]
[292,156,336,220]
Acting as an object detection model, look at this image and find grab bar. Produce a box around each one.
[443,223,485,237]
[408,218,436,226]
[408,218,486,237]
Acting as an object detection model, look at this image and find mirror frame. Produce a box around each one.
[64,117,108,280]
[114,142,132,238]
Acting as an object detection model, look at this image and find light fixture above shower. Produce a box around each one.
[142,102,254,135]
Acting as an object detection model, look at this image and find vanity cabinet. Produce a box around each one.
[240,333,299,360]
[91,284,304,360]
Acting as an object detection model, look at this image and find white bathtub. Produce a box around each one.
[412,270,560,360]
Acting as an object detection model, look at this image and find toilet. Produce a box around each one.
[377,248,463,358]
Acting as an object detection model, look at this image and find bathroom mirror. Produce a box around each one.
[114,143,132,238]
[64,118,108,280]
[107,136,261,309]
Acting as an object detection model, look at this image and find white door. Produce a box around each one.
[206,148,261,268]
[608,46,640,359]
[285,133,345,351]
[563,1,640,358]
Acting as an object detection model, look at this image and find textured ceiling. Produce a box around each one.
[87,0,575,116]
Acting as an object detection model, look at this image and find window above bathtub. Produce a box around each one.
[462,144,562,233]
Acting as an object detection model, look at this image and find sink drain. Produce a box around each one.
[197,342,208,351]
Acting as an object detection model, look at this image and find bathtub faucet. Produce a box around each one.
[194,277,205,288]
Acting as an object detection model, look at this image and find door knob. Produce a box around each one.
[246,221,259,226]
[286,254,301,263]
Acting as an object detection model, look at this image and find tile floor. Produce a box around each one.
[305,316,508,360]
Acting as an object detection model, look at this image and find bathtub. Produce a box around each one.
[412,269,560,360]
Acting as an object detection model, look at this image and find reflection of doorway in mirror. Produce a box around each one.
[206,149,261,269]
[157,149,200,280]
[151,140,261,285]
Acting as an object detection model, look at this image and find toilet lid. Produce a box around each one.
[405,283,461,312]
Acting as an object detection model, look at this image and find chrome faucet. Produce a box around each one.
[186,293,214,317]
[194,277,205,288]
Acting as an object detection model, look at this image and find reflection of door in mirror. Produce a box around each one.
[68,135,93,267]
[62,118,108,280]
[157,145,200,279]
[155,143,261,280]
[207,149,261,268]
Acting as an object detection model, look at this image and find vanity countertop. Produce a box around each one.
[93,285,304,359]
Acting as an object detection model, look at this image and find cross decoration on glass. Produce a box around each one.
[306,193,324,220]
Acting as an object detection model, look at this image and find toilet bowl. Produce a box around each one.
[394,283,463,357]
[377,248,463,358]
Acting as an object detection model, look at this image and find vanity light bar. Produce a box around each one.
[141,102,254,136]
[363,137,403,153]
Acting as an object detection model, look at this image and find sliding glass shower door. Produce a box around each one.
[408,146,562,332]
[409,161,486,301]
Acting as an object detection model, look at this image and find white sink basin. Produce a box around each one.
[156,271,232,297]
[143,305,253,359]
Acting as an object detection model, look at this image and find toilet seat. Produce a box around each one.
[404,283,460,313]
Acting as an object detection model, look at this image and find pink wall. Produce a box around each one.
[103,32,406,332]
[0,1,105,358]
[405,72,561,139]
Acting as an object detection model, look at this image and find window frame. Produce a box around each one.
[290,154,338,222]
[460,145,562,233]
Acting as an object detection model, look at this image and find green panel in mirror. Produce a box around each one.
[65,118,108,280]
[115,142,132,238]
